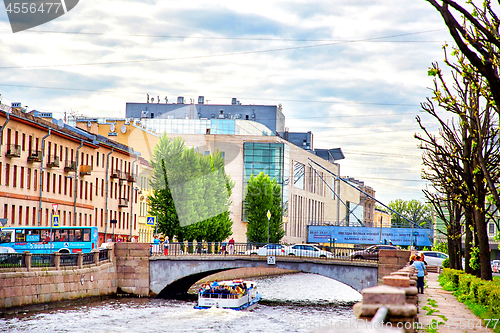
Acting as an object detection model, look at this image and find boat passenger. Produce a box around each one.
[230,287,238,299]
[236,284,243,294]
[221,287,231,299]
[211,280,219,288]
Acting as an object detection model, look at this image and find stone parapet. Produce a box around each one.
[114,242,150,297]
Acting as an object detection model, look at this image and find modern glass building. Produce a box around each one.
[243,142,290,219]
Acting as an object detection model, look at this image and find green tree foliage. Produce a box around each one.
[148,134,234,242]
[387,199,433,229]
[244,172,284,243]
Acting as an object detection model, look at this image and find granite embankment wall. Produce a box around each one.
[0,243,152,309]
[0,252,117,309]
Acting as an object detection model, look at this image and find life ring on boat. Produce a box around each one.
[232,279,244,283]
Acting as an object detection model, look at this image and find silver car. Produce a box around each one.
[419,251,449,267]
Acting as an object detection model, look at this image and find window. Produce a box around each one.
[34,170,37,191]
[489,222,495,235]
[64,177,67,195]
[69,178,72,197]
[12,205,15,225]
[20,167,24,188]
[5,163,10,186]
[101,179,104,197]
[96,153,99,167]
[19,206,22,225]
[58,175,62,194]
[0,162,2,185]
[27,168,31,189]
[13,165,17,187]
[90,183,93,200]
[53,174,56,193]
[46,172,50,192]
[22,133,26,151]
[80,180,83,199]
[32,207,36,225]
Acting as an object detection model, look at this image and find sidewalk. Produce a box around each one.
[417,272,492,332]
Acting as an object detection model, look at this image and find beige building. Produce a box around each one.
[74,117,362,244]
[0,105,146,244]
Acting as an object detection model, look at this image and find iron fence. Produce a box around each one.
[0,253,23,268]
[60,254,78,266]
[83,253,94,265]
[31,254,54,267]
[99,248,109,261]
[150,242,380,262]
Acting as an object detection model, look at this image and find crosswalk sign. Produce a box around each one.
[52,215,60,228]
[146,216,156,226]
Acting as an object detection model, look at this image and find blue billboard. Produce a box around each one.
[307,226,433,247]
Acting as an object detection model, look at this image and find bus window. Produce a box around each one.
[0,230,13,243]
[75,229,82,241]
[68,230,75,241]
[83,229,90,242]
[54,230,61,242]
[26,229,40,242]
[60,229,69,242]
[15,230,26,242]
[41,230,51,243]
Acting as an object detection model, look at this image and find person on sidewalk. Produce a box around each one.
[412,254,426,294]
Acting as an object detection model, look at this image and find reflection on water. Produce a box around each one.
[0,273,361,333]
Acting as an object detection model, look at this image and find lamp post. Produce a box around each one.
[110,219,117,242]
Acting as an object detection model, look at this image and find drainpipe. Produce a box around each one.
[104,148,114,241]
[73,140,84,226]
[38,130,51,226]
[129,154,139,239]
[0,113,10,155]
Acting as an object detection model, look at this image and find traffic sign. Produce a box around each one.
[52,204,58,212]
[0,218,7,228]
[146,216,156,226]
[266,210,271,220]
[52,215,60,228]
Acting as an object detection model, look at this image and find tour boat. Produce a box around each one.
[194,280,262,310]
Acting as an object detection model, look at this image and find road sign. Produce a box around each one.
[267,256,276,265]
[52,204,58,212]
[52,215,60,228]
[146,216,156,226]
[0,218,7,228]
[266,210,271,220]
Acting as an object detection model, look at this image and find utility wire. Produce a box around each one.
[0,30,449,69]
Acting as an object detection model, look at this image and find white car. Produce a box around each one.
[245,244,286,256]
[285,244,334,258]
[0,246,16,253]
[419,251,448,267]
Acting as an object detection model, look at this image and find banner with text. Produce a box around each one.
[307,226,433,247]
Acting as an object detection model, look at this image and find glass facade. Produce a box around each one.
[243,142,290,220]
[137,118,273,136]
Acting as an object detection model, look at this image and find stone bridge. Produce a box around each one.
[150,256,380,296]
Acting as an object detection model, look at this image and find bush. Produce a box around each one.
[442,258,449,268]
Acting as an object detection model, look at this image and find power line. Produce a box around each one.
[0,30,449,69]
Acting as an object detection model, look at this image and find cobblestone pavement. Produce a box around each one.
[417,272,493,333]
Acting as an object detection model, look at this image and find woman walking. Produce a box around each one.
[412,254,426,294]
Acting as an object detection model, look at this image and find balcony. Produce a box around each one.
[64,161,77,172]
[125,172,136,183]
[118,198,129,208]
[27,150,42,162]
[119,170,127,180]
[5,144,21,158]
[110,170,121,179]
[47,155,60,168]
[79,164,92,176]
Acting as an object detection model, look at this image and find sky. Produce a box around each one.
[0,0,459,205]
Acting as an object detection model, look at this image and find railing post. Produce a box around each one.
[54,252,61,270]
[92,249,99,265]
[77,252,83,269]
[23,251,32,271]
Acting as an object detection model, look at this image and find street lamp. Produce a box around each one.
[110,219,117,242]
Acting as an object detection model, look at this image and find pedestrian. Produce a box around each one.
[153,235,160,256]
[412,255,426,294]
[164,236,169,255]
[228,238,235,255]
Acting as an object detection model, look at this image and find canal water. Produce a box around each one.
[0,273,361,333]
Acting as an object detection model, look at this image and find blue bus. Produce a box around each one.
[0,226,99,254]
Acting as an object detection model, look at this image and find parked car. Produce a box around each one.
[0,247,21,265]
[285,244,334,258]
[245,244,286,256]
[492,263,499,273]
[419,251,449,267]
[0,247,16,253]
[349,245,398,260]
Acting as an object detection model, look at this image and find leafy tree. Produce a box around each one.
[244,172,284,243]
[148,134,233,242]
[387,199,433,229]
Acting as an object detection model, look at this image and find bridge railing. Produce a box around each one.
[150,242,379,262]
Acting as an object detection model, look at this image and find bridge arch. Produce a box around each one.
[150,257,378,297]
